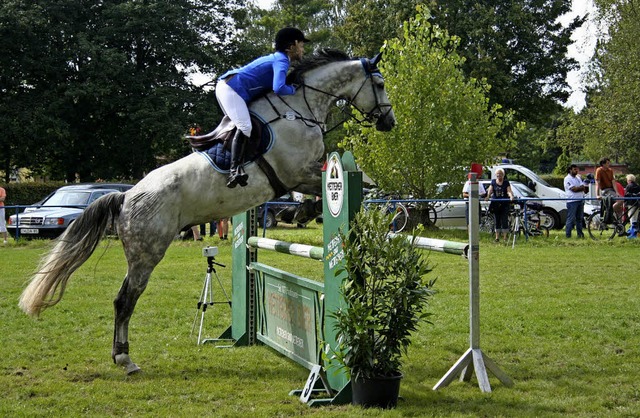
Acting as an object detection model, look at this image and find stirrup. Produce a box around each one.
[227,167,248,188]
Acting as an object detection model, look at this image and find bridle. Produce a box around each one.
[263,54,393,133]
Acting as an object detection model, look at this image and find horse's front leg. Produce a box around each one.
[112,273,149,375]
[292,161,324,195]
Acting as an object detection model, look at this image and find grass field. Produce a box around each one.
[1,224,640,417]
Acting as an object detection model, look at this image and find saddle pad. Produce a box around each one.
[200,143,232,172]
[196,121,274,173]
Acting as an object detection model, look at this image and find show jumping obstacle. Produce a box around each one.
[216,153,510,406]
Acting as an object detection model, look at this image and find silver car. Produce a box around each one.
[7,183,133,239]
[433,181,558,229]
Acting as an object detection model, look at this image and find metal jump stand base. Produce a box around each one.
[433,347,513,392]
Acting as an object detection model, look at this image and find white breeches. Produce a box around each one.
[215,81,252,137]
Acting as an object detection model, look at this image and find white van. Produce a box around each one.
[489,164,567,227]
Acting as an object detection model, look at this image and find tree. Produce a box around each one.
[342,6,520,198]
[564,0,640,172]
[0,0,242,181]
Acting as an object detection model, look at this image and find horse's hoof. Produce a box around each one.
[125,363,142,375]
[115,353,141,375]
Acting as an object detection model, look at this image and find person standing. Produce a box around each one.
[462,178,486,229]
[0,186,7,244]
[624,174,640,239]
[595,157,622,217]
[218,218,229,240]
[485,168,514,242]
[0,187,7,244]
[216,27,309,188]
[564,164,588,238]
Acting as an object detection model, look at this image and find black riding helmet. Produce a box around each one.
[275,27,310,52]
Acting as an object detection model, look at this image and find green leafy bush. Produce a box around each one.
[329,208,436,380]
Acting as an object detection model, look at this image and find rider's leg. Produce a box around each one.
[227,130,249,188]
[216,80,252,188]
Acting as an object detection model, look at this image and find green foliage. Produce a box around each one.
[329,208,435,379]
[342,7,519,197]
[564,0,640,173]
[430,0,581,127]
[0,0,240,181]
[553,153,572,176]
[337,0,421,56]
[0,182,65,206]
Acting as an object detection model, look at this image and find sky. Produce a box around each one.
[251,0,597,112]
[563,0,598,112]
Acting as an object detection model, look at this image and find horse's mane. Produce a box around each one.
[287,49,352,84]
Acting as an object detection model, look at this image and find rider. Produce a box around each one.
[216,27,310,188]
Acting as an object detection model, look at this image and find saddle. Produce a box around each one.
[186,115,271,171]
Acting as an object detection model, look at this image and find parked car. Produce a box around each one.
[433,181,558,229]
[7,183,133,239]
[257,194,302,228]
[488,164,566,227]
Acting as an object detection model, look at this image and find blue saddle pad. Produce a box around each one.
[203,143,232,171]
[197,123,273,173]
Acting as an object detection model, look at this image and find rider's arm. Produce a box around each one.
[272,55,296,96]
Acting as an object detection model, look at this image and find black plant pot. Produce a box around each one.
[351,373,403,408]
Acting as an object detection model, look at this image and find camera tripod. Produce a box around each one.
[190,252,232,345]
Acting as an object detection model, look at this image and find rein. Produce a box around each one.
[263,60,393,134]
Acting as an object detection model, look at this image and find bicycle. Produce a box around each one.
[364,199,410,232]
[507,201,550,246]
[586,199,639,240]
[479,208,496,233]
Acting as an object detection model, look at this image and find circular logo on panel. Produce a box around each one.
[325,154,344,218]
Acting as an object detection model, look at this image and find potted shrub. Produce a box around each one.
[329,207,435,408]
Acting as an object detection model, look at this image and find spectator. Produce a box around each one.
[564,164,588,238]
[485,168,514,242]
[218,218,229,240]
[200,221,216,237]
[624,174,640,239]
[595,157,622,216]
[191,226,203,241]
[0,186,7,244]
[462,177,486,229]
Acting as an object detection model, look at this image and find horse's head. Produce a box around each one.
[354,52,396,131]
[284,49,396,131]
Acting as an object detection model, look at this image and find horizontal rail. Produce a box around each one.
[389,233,468,258]
[247,237,324,260]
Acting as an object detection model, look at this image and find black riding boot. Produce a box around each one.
[227,130,249,188]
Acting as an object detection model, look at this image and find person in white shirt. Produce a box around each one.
[564,164,589,238]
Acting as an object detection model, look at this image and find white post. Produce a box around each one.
[433,172,513,393]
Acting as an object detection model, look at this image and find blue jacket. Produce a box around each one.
[219,51,296,102]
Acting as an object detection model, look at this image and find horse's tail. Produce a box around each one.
[19,192,126,317]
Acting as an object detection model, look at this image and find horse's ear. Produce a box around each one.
[371,52,382,66]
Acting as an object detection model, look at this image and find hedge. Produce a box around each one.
[1,182,67,206]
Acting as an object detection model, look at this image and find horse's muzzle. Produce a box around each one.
[376,110,396,132]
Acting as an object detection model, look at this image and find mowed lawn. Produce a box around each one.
[1,225,639,417]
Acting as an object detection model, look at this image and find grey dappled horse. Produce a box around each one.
[19,49,395,374]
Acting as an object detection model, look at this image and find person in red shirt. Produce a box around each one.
[595,157,622,217]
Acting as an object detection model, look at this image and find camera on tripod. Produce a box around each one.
[202,246,218,258]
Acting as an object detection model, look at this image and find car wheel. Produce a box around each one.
[541,208,559,229]
[261,211,277,229]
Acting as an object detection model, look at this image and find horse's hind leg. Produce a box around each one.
[111,259,158,374]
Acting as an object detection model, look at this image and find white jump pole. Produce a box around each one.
[433,172,513,393]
